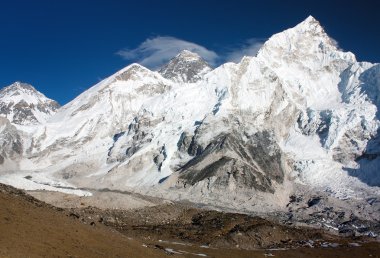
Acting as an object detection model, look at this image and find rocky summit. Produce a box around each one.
[0,16,379,238]
[159,50,212,83]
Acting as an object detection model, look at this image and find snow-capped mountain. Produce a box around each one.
[0,16,379,224]
[0,82,60,125]
[159,50,212,83]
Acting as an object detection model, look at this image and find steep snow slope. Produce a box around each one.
[1,16,379,215]
[0,82,60,125]
[250,16,380,197]
[21,64,173,171]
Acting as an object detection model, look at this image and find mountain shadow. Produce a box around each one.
[340,64,380,186]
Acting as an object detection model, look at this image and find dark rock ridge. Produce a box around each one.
[177,121,285,193]
[0,117,22,164]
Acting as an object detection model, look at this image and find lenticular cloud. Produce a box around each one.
[116,36,218,69]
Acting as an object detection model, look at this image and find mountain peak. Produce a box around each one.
[303,15,319,25]
[3,81,38,94]
[257,15,356,66]
[0,82,60,125]
[295,15,325,34]
[175,50,202,61]
[114,63,162,82]
[159,50,212,83]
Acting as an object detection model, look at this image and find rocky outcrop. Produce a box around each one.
[178,129,285,193]
[0,117,23,167]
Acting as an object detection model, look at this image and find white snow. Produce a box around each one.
[0,173,91,196]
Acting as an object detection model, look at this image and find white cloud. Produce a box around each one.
[329,37,343,51]
[116,36,219,70]
[116,36,267,69]
[224,38,265,63]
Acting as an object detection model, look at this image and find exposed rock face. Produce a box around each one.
[178,129,285,193]
[159,50,212,83]
[0,82,60,125]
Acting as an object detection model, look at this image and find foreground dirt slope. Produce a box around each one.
[0,184,167,258]
[1,184,380,258]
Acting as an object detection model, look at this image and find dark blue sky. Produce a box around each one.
[1,0,379,104]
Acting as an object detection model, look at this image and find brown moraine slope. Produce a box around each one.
[0,183,167,258]
[0,183,379,258]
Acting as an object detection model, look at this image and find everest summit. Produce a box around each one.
[159,50,212,83]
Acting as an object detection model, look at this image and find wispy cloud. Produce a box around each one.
[116,36,267,69]
[223,38,265,63]
[329,37,343,51]
[116,36,218,70]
